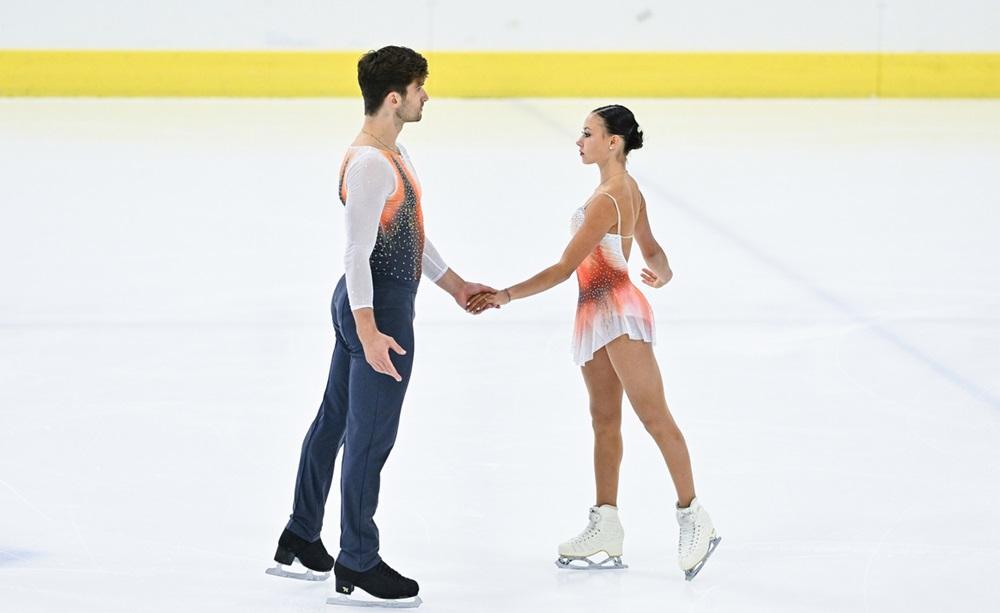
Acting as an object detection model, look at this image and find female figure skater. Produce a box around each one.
[467,105,720,580]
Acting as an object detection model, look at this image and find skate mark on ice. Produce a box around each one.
[0,476,57,523]
[69,511,104,573]
[862,521,898,613]
[0,548,42,567]
[641,181,1000,413]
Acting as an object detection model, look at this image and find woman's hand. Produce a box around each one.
[466,289,510,314]
[454,281,497,311]
[640,266,672,288]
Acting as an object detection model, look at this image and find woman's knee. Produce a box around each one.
[639,410,682,440]
[590,405,621,433]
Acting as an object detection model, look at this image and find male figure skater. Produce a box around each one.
[267,46,494,607]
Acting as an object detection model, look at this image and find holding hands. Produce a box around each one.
[466,288,510,314]
[453,281,499,311]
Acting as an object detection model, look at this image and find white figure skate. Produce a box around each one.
[677,497,721,580]
[555,505,627,570]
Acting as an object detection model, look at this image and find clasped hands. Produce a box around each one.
[464,287,510,315]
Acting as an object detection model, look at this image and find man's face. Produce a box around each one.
[396,78,429,122]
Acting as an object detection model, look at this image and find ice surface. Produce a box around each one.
[1,98,998,612]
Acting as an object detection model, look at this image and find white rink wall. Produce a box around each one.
[1,0,998,51]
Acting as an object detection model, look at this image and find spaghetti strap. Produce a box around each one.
[600,192,621,228]
[601,192,633,239]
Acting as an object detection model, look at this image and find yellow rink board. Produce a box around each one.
[1,51,999,97]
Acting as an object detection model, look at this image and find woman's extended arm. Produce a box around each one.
[467,195,618,312]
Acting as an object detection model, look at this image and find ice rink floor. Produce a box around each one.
[2,98,999,612]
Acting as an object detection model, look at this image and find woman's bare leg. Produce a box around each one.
[604,336,696,506]
[581,347,625,507]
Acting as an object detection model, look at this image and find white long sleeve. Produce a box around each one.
[342,145,449,308]
[422,237,448,282]
[342,149,395,309]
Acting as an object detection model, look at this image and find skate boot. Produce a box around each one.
[555,504,627,570]
[327,559,422,609]
[676,498,721,581]
[265,528,334,581]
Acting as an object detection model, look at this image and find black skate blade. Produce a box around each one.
[327,594,422,609]
[555,554,627,571]
[265,563,330,582]
[684,536,721,581]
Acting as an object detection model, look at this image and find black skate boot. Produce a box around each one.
[265,528,334,581]
[329,560,421,607]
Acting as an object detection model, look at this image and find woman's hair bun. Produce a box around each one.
[593,104,643,154]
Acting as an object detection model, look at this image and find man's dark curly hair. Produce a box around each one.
[357,46,429,115]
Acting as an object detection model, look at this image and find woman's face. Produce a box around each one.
[576,113,615,165]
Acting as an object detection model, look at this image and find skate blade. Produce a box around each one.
[327,595,422,609]
[684,536,722,581]
[555,554,627,571]
[265,563,330,582]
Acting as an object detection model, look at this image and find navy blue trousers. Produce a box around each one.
[286,275,416,572]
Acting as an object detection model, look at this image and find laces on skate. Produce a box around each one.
[675,499,721,581]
